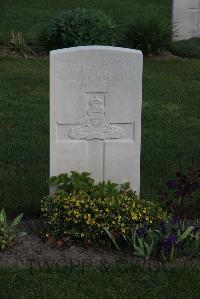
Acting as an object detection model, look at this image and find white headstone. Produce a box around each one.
[172,0,200,40]
[50,46,143,193]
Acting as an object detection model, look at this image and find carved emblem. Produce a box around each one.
[68,96,121,140]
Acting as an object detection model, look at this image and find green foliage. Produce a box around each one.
[124,14,173,55]
[158,163,200,219]
[39,8,117,51]
[0,209,23,250]
[49,172,95,195]
[49,171,132,200]
[42,172,165,242]
[170,38,200,58]
[130,228,159,260]
[0,0,171,43]
[8,31,37,58]
[106,217,200,261]
[127,220,200,261]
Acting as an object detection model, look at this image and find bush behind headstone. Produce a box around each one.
[39,8,117,51]
[123,14,173,56]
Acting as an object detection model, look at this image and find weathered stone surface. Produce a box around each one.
[50,46,143,193]
[173,0,200,40]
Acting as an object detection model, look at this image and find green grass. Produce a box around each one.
[0,56,199,215]
[141,58,200,199]
[0,0,171,43]
[0,57,49,215]
[0,264,200,298]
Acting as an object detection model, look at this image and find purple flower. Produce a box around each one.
[136,227,147,238]
[172,215,181,225]
[161,235,177,257]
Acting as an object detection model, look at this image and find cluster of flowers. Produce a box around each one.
[41,189,165,241]
[134,218,200,260]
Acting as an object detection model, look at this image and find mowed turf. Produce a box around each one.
[0,57,49,215]
[0,0,171,42]
[0,264,200,299]
[0,56,199,215]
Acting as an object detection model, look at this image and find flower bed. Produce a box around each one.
[1,167,200,265]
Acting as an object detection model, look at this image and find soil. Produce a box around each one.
[1,220,200,269]
[0,220,132,269]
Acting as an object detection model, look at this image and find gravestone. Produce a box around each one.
[50,46,143,193]
[172,0,200,40]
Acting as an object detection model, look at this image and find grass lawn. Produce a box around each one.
[0,264,200,298]
[0,0,171,43]
[0,56,199,215]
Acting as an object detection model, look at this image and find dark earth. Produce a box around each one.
[0,220,200,269]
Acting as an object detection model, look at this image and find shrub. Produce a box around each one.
[0,209,23,250]
[158,163,200,219]
[39,8,117,51]
[170,38,200,58]
[124,14,173,55]
[41,172,165,243]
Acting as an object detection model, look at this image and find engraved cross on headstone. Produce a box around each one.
[56,92,135,181]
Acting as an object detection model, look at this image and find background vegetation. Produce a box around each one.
[170,38,200,58]
[0,0,171,43]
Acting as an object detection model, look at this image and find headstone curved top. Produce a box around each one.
[50,46,143,193]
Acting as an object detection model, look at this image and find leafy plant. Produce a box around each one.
[8,31,37,58]
[158,163,200,218]
[42,172,165,244]
[49,172,95,195]
[124,14,173,55]
[124,219,200,261]
[39,8,117,51]
[131,227,158,260]
[49,171,133,200]
[0,209,23,250]
[170,38,200,58]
